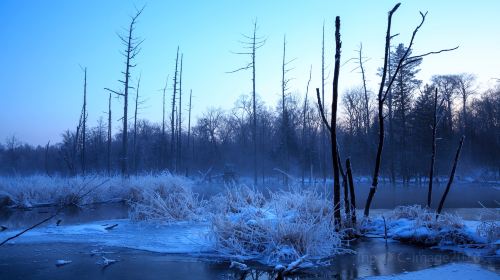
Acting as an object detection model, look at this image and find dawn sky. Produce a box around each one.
[1,0,499,146]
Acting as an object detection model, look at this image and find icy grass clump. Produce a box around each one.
[0,173,196,209]
[210,187,350,265]
[0,175,107,207]
[128,178,204,222]
[476,208,500,244]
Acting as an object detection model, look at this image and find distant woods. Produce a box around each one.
[1,6,499,183]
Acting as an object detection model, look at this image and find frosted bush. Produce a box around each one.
[210,186,350,265]
[128,178,204,222]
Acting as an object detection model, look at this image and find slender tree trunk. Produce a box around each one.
[186,90,192,176]
[436,136,465,216]
[107,92,112,175]
[133,76,141,175]
[321,22,327,183]
[359,43,370,134]
[346,158,357,226]
[281,36,289,184]
[178,54,183,171]
[252,22,258,186]
[427,88,438,207]
[302,66,312,184]
[161,76,168,170]
[81,67,87,175]
[331,16,342,229]
[171,47,179,171]
[364,3,401,217]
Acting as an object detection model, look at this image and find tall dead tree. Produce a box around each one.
[133,75,142,174]
[105,7,144,177]
[321,22,327,183]
[171,47,180,171]
[177,54,183,170]
[228,20,266,185]
[357,43,370,134]
[427,88,438,207]
[363,3,457,217]
[302,66,312,184]
[281,35,294,183]
[107,92,112,175]
[316,16,342,229]
[81,67,87,175]
[161,75,168,170]
[186,89,192,176]
[436,136,465,217]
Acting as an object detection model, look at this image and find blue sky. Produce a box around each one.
[1,0,499,146]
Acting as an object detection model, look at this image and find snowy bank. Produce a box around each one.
[361,205,499,257]
[362,263,499,280]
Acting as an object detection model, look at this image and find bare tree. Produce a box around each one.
[133,75,142,174]
[302,66,312,184]
[186,89,193,176]
[364,3,457,217]
[427,88,438,207]
[81,67,87,175]
[161,75,169,170]
[321,21,327,183]
[171,47,179,171]
[105,6,144,177]
[177,54,184,171]
[357,43,371,133]
[456,73,476,134]
[228,20,266,185]
[281,35,295,183]
[316,16,342,229]
[436,136,465,216]
[106,91,112,175]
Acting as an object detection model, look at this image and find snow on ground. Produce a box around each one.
[361,205,499,257]
[362,263,499,280]
[0,219,212,254]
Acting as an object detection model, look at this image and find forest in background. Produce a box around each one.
[1,10,499,182]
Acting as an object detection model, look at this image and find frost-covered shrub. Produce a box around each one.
[207,185,265,215]
[476,208,500,244]
[0,173,197,209]
[128,176,204,222]
[383,205,476,246]
[210,187,350,265]
[476,221,500,243]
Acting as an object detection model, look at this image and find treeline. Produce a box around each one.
[1,6,499,182]
[1,71,499,181]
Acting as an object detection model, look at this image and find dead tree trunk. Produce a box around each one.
[81,67,87,175]
[346,158,357,226]
[186,89,192,176]
[171,46,179,171]
[331,17,342,229]
[316,17,342,229]
[358,43,370,134]
[161,76,168,170]
[321,22,327,183]
[133,75,141,175]
[107,92,112,175]
[105,7,144,178]
[177,54,183,171]
[301,66,312,184]
[364,4,401,217]
[436,136,465,217]
[228,20,265,186]
[427,88,438,207]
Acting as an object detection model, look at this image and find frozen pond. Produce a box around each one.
[0,238,498,279]
[0,181,498,279]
